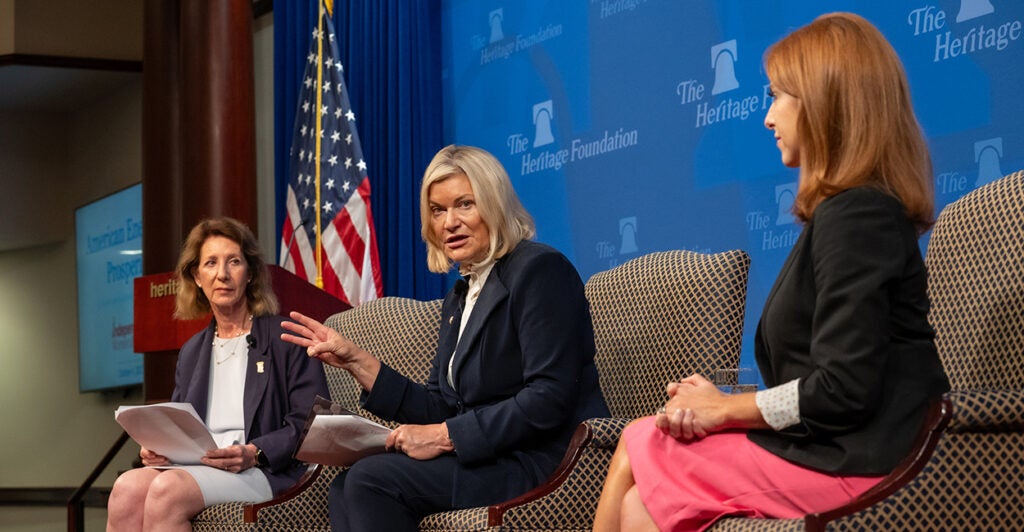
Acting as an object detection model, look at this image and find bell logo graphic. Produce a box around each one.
[619,217,638,255]
[489,8,504,43]
[975,138,1003,187]
[956,0,994,23]
[710,40,739,95]
[775,183,797,226]
[533,100,555,148]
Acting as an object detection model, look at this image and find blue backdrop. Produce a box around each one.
[439,0,1024,381]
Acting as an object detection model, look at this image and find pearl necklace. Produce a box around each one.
[213,336,245,365]
[213,315,252,365]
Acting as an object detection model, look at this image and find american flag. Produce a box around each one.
[279,5,382,306]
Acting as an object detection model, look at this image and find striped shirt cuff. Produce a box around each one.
[755,378,801,430]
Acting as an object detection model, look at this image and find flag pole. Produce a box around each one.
[313,0,325,288]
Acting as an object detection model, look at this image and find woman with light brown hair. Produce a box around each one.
[107,217,327,531]
[593,13,948,531]
[768,12,934,233]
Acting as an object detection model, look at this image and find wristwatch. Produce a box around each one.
[254,446,269,467]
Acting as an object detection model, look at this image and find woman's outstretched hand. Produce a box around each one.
[281,311,353,367]
[281,311,381,390]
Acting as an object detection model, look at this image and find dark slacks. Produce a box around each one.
[329,448,549,531]
[328,453,458,532]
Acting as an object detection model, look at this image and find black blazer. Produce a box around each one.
[748,187,949,475]
[362,240,609,507]
[174,314,329,495]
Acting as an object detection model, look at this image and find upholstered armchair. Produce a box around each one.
[193,248,752,531]
[713,169,1024,531]
[421,249,751,531]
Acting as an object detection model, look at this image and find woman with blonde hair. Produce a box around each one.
[107,217,328,531]
[592,13,948,531]
[282,145,609,531]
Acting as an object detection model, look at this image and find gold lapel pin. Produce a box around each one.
[256,361,265,374]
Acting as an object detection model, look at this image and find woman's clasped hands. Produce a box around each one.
[654,374,732,441]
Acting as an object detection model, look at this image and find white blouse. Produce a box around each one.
[207,335,248,448]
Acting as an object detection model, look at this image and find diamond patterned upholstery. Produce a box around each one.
[716,169,1024,531]
[925,171,1024,391]
[423,249,751,531]
[553,249,752,532]
[586,250,751,419]
[194,249,751,530]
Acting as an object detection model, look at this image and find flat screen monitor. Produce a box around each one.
[75,183,144,392]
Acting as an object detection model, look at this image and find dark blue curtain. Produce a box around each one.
[274,0,446,301]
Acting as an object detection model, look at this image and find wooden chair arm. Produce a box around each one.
[243,463,323,523]
[803,396,953,531]
[484,422,594,527]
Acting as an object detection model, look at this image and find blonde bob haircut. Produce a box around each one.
[764,12,934,233]
[420,145,536,273]
[174,216,279,319]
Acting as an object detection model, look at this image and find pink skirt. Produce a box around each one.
[623,417,882,532]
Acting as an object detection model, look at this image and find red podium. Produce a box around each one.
[134,265,351,352]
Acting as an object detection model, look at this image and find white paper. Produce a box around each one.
[115,402,217,465]
[294,414,391,466]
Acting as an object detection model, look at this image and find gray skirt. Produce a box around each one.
[154,465,273,506]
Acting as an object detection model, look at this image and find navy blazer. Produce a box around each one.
[362,240,609,507]
[173,314,329,495]
[749,187,949,475]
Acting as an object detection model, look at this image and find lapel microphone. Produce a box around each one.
[453,278,469,298]
[246,334,257,349]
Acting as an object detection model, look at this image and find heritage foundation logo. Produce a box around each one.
[477,7,564,65]
[907,4,1022,63]
[677,39,771,129]
[591,0,649,20]
[595,215,641,270]
[507,100,639,176]
[745,182,799,252]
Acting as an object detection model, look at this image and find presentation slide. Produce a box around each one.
[75,183,144,392]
